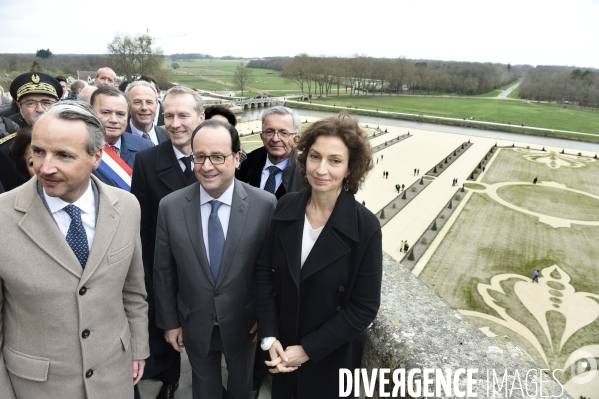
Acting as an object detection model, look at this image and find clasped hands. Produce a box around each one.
[266,340,309,373]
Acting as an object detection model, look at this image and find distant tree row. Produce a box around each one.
[518,66,599,108]
[247,57,291,71]
[279,54,525,97]
[170,53,214,61]
[0,53,107,79]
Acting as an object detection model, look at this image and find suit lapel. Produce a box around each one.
[215,180,248,288]
[81,177,120,284]
[299,190,359,282]
[182,184,214,284]
[17,179,83,278]
[155,140,189,192]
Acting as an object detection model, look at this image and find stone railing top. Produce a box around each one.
[358,253,572,398]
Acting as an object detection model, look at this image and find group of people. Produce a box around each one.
[0,69,383,399]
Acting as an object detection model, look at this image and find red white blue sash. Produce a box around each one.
[98,148,132,191]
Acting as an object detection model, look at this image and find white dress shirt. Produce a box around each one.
[259,156,289,192]
[43,181,97,250]
[199,183,234,261]
[129,120,158,145]
[105,137,122,156]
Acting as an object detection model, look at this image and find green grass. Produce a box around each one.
[475,90,502,98]
[482,149,599,197]
[240,134,264,152]
[464,183,486,190]
[308,95,599,134]
[497,185,599,221]
[508,87,520,99]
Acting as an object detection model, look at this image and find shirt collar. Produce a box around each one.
[173,146,189,160]
[199,181,234,207]
[106,137,122,151]
[264,155,289,171]
[129,120,154,136]
[43,180,95,215]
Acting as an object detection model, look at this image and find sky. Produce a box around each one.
[1,0,598,69]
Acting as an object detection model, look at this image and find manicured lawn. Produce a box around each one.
[464,183,486,190]
[497,184,599,221]
[309,95,599,133]
[482,149,599,197]
[507,87,520,99]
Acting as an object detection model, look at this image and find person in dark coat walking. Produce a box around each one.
[257,114,382,399]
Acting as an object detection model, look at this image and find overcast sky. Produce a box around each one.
[1,0,598,68]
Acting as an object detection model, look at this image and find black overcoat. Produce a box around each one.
[256,188,383,398]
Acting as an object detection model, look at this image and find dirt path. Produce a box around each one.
[497,79,521,99]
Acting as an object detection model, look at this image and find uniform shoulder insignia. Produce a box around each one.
[0,132,17,145]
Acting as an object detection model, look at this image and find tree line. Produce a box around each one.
[276,54,525,97]
[518,66,599,108]
[0,53,107,80]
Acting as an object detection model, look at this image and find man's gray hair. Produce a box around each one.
[38,101,105,155]
[124,80,158,100]
[96,67,116,78]
[261,106,301,133]
[163,85,204,116]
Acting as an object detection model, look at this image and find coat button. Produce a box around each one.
[339,286,345,292]
[79,287,87,295]
[336,306,342,312]
[85,369,93,378]
[82,329,90,339]
[210,315,214,320]
[214,292,219,297]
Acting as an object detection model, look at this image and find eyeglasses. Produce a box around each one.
[20,99,56,109]
[261,130,296,139]
[192,153,236,165]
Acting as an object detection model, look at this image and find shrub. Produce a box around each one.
[454,194,462,201]
[420,177,424,185]
[431,221,437,231]
[402,191,407,199]
[440,214,445,219]
[379,209,385,219]
[407,250,415,261]
[448,201,453,209]
[411,187,417,192]
[420,237,428,245]
[392,203,396,209]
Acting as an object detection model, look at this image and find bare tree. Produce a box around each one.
[233,62,253,96]
[107,33,164,82]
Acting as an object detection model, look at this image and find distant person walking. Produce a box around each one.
[414,168,417,176]
[402,184,405,191]
[381,154,384,161]
[532,270,539,283]
[383,170,386,178]
[385,171,389,179]
[395,184,400,193]
[403,240,409,254]
[417,168,420,175]
[533,177,538,184]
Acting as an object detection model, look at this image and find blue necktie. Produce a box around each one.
[64,204,89,268]
[208,200,225,283]
[181,156,192,179]
[264,166,281,194]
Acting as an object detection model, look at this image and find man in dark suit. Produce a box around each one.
[90,87,153,190]
[130,85,205,399]
[154,119,277,399]
[124,81,168,145]
[236,106,303,200]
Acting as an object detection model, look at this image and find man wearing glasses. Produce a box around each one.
[153,119,276,399]
[236,106,303,201]
[8,72,62,128]
[94,67,117,87]
[0,73,62,192]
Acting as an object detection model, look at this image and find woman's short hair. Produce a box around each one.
[296,113,373,194]
[9,126,33,179]
[204,105,237,126]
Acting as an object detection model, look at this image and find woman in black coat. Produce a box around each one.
[256,114,382,398]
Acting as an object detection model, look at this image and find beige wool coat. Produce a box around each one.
[0,176,149,399]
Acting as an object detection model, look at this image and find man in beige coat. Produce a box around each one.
[0,101,149,398]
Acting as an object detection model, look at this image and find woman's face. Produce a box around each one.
[305,135,349,195]
[24,145,35,177]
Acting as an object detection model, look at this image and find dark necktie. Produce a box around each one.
[142,132,151,141]
[181,156,192,179]
[64,204,89,268]
[208,200,225,283]
[264,166,281,194]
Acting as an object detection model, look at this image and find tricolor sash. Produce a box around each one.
[98,148,133,191]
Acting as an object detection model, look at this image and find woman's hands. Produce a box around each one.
[265,340,309,373]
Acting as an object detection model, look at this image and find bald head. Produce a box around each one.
[78,85,98,104]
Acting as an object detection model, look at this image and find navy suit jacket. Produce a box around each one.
[92,132,154,188]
